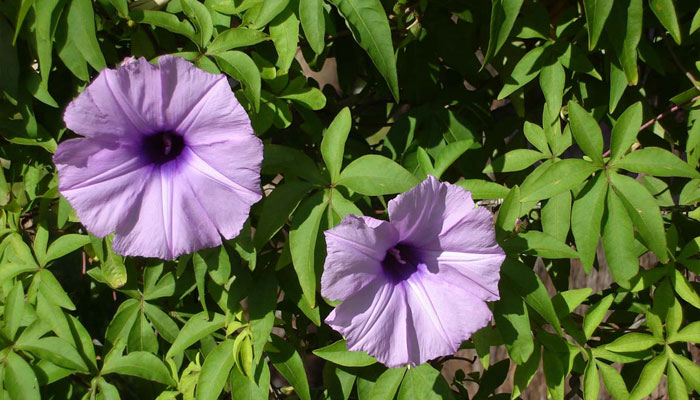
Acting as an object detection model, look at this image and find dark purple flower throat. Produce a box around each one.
[142,131,185,164]
[381,243,419,282]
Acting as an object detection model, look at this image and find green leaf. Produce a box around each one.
[503,230,579,259]
[230,360,270,400]
[214,50,262,112]
[691,8,700,35]
[495,280,534,365]
[279,82,326,110]
[568,101,604,163]
[250,0,289,28]
[483,149,546,173]
[313,340,377,367]
[102,351,175,386]
[456,179,510,200]
[267,335,311,400]
[13,0,36,44]
[128,310,159,353]
[610,172,667,261]
[519,159,598,202]
[249,269,278,364]
[541,190,571,243]
[671,269,700,309]
[669,321,700,343]
[289,191,329,308]
[338,155,420,195]
[557,43,602,80]
[34,0,62,87]
[671,353,700,393]
[370,367,406,400]
[254,181,313,249]
[45,234,89,264]
[502,259,562,335]
[207,27,268,54]
[540,61,565,125]
[609,60,627,113]
[166,312,226,358]
[18,337,89,372]
[398,363,455,400]
[496,185,521,233]
[583,294,613,340]
[512,344,540,399]
[666,362,688,400]
[105,299,140,348]
[596,360,629,400]
[269,6,299,73]
[262,144,326,184]
[609,102,643,163]
[523,122,550,155]
[627,354,666,400]
[35,269,75,310]
[571,174,607,272]
[130,10,197,42]
[607,0,642,85]
[143,303,179,343]
[5,351,40,400]
[603,333,662,352]
[614,147,699,178]
[195,340,235,400]
[4,281,25,340]
[328,0,399,102]
[649,0,681,44]
[299,0,325,54]
[181,0,214,48]
[102,245,128,289]
[482,0,524,66]
[65,0,106,71]
[498,45,547,99]
[583,358,599,400]
[583,0,613,50]
[321,107,352,183]
[602,190,639,287]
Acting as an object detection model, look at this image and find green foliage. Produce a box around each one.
[2,0,700,398]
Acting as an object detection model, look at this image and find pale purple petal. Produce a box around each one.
[56,56,261,260]
[419,249,503,302]
[158,55,225,130]
[112,163,222,259]
[321,215,399,301]
[174,77,253,146]
[53,138,151,237]
[387,175,451,248]
[325,278,415,368]
[402,267,493,365]
[178,145,262,239]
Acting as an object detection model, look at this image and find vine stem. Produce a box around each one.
[601,94,700,158]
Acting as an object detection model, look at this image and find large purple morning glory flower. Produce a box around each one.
[54,56,262,260]
[321,175,505,368]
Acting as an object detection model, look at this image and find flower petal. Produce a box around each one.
[112,162,221,259]
[54,138,151,237]
[321,215,399,301]
[387,175,453,248]
[178,145,262,239]
[419,249,504,302]
[402,267,493,365]
[63,65,152,139]
[158,55,226,130]
[325,278,415,368]
[173,77,253,146]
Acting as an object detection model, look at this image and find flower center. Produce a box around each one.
[381,243,419,283]
[142,131,185,164]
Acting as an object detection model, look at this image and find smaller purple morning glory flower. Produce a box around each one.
[321,175,505,368]
[54,56,262,260]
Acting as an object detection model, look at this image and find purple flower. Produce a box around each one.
[321,176,505,367]
[54,56,262,260]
